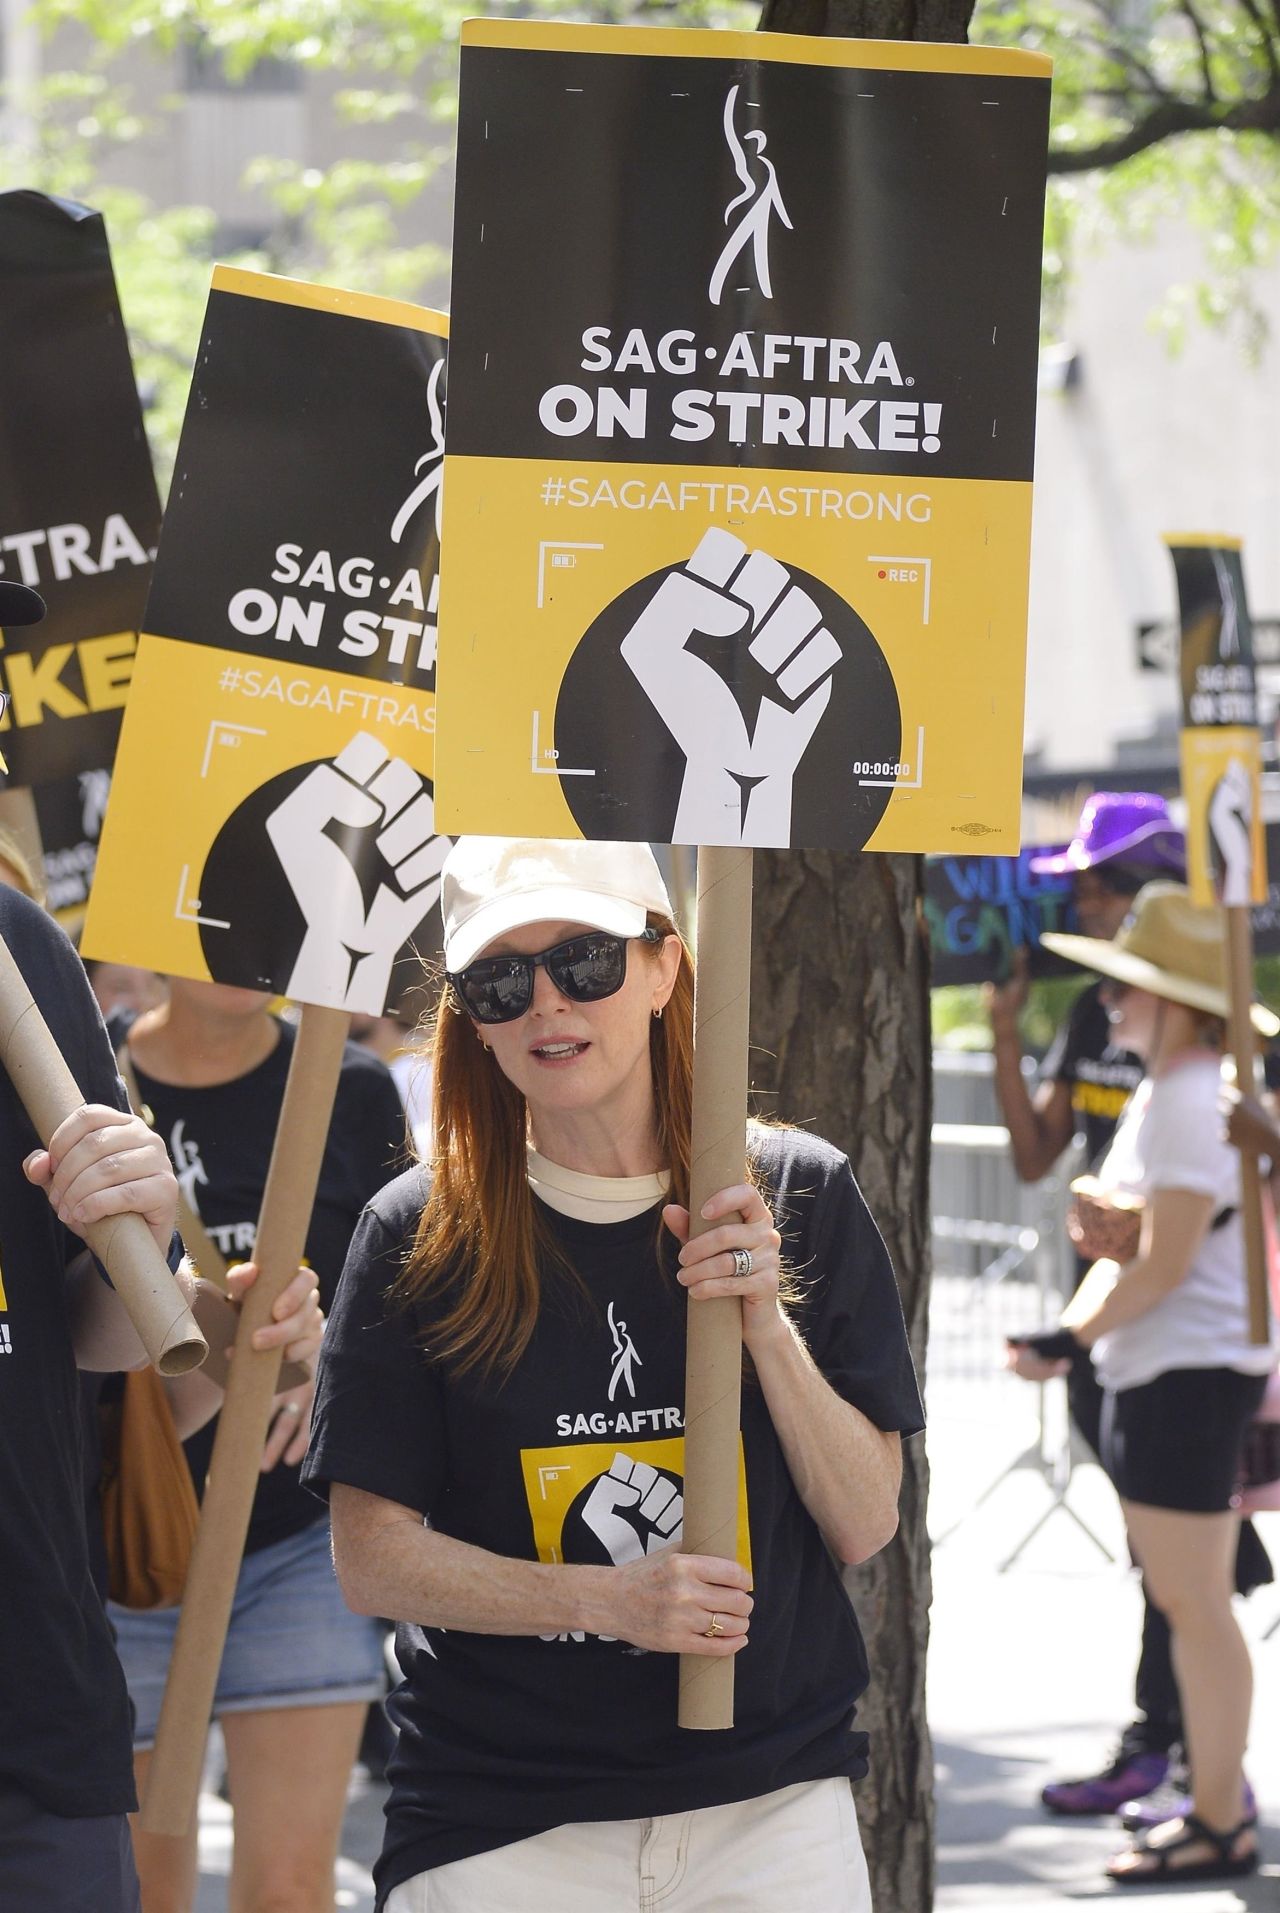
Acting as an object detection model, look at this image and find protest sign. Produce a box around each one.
[925,848,1077,988]
[80,267,450,1835]
[83,268,449,1015]
[436,22,1050,855]
[0,192,157,789]
[1169,537,1267,911]
[32,768,112,920]
[437,21,1050,1727]
[1168,533,1270,1341]
[0,192,158,915]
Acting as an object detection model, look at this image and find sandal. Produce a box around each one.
[1107,1811,1258,1886]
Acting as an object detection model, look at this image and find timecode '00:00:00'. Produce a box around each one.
[852,760,911,778]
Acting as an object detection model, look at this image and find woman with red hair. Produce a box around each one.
[305,836,923,1913]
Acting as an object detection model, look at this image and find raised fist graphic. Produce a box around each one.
[580,1453,684,1566]
[1208,755,1254,908]
[265,732,448,1011]
[619,528,841,846]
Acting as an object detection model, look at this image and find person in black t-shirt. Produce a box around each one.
[988,791,1198,1817]
[0,876,180,1913]
[303,837,924,1913]
[105,979,406,1913]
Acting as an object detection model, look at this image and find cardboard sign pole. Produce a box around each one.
[140,1003,350,1835]
[1225,905,1271,1344]
[0,932,206,1374]
[678,846,752,1731]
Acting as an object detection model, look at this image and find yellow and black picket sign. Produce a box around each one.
[84,267,449,1018]
[436,22,1051,854]
[1168,536,1268,912]
[81,264,452,1840]
[1167,532,1271,1345]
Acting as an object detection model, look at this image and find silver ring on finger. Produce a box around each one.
[282,1402,302,1416]
[731,1248,753,1279]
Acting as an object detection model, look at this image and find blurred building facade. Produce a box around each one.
[1027,239,1280,783]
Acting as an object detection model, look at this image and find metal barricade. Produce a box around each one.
[927,1053,1113,1567]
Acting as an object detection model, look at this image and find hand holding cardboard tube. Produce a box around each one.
[0,933,206,1376]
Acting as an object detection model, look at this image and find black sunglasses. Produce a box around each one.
[449,927,665,1025]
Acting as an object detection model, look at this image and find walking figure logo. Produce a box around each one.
[390,356,446,547]
[607,1301,642,1400]
[708,84,793,307]
[79,767,111,839]
[170,1118,209,1215]
[1213,550,1240,660]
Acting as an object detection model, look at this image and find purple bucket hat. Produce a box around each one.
[1028,792,1184,876]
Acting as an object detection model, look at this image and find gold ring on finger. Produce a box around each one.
[704,1613,724,1638]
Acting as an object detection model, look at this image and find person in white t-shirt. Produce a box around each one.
[1011,883,1277,1888]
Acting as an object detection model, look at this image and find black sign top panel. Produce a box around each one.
[0,191,161,788]
[146,286,447,687]
[0,193,160,617]
[446,45,1050,481]
[1169,541,1258,730]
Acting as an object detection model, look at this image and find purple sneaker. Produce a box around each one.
[1041,1748,1169,1816]
[1121,1780,1255,1834]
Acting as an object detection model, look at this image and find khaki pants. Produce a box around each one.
[384,1778,872,1912]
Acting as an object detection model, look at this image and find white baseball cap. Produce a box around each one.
[442,837,675,973]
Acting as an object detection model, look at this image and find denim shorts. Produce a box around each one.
[109,1517,386,1749]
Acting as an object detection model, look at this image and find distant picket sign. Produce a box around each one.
[925,848,1078,988]
[1168,536,1268,911]
[84,269,449,1015]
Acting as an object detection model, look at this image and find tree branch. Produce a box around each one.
[1177,0,1219,100]
[1047,84,1280,171]
[1077,0,1175,99]
[1235,0,1280,86]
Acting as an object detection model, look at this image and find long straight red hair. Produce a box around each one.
[394,915,693,1377]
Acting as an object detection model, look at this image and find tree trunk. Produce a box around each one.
[751,849,934,1911]
[759,0,972,39]
[748,0,975,1882]
[748,4,973,1902]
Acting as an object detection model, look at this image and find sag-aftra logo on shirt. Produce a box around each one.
[517,1298,752,1612]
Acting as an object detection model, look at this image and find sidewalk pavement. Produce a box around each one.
[928,1363,1279,1911]
[191,1325,1278,1909]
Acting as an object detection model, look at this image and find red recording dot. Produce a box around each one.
[877,569,887,579]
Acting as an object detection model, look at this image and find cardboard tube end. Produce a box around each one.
[154,1332,209,1377]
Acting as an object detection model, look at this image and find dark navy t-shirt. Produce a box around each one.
[1041,981,1142,1168]
[304,1125,924,1904]
[0,889,137,1816]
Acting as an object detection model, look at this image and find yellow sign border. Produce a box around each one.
[460,18,1052,79]
[211,265,449,338]
[1164,531,1242,552]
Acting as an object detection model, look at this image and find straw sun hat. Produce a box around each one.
[1041,880,1280,1039]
